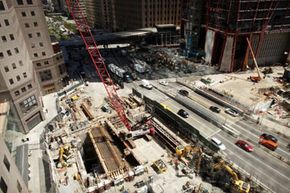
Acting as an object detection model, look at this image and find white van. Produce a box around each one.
[141,79,153,89]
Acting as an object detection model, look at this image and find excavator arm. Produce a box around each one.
[246,37,261,82]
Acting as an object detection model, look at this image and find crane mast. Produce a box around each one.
[65,0,130,130]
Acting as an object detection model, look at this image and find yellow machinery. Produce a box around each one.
[152,159,167,173]
[214,161,250,193]
[176,145,203,173]
[58,144,71,168]
[246,37,261,83]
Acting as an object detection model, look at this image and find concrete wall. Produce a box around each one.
[204,29,215,63]
[220,36,234,72]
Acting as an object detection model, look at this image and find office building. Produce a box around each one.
[0,0,67,133]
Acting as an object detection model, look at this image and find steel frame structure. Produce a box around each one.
[66,0,131,130]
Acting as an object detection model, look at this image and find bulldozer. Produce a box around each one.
[213,160,250,193]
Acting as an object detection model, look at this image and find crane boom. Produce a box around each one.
[66,0,130,130]
[246,37,261,81]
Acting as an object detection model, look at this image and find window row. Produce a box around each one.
[15,83,33,96]
[19,95,37,114]
[0,19,10,27]
[9,72,27,85]
[28,32,41,38]
[25,21,38,28]
[0,48,20,59]
[34,51,46,57]
[1,34,15,42]
[21,10,35,17]
[17,0,33,5]
[4,61,23,72]
[31,42,44,49]
[36,60,50,67]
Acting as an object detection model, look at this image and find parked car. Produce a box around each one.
[225,108,239,117]
[209,106,221,113]
[159,80,168,86]
[211,137,226,150]
[235,140,254,152]
[178,89,189,96]
[177,109,189,118]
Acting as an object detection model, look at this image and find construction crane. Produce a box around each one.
[214,161,250,193]
[246,37,262,83]
[65,0,130,130]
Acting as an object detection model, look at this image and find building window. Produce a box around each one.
[33,22,38,27]
[12,63,16,69]
[59,64,65,75]
[34,53,38,57]
[0,177,8,193]
[28,33,32,38]
[0,1,5,11]
[7,50,12,56]
[19,60,23,66]
[36,62,41,66]
[17,0,24,5]
[0,52,3,59]
[28,84,32,89]
[1,35,6,42]
[36,32,41,37]
[19,95,37,113]
[15,90,20,96]
[14,48,19,54]
[31,11,35,16]
[4,19,9,26]
[40,69,52,82]
[31,43,35,48]
[3,155,10,171]
[4,66,9,72]
[9,34,15,40]
[9,78,14,85]
[21,87,26,92]
[16,75,20,81]
[25,23,29,28]
[44,61,49,65]
[39,42,43,47]
[17,181,22,192]
[27,0,33,4]
[42,52,46,56]
[21,12,26,17]
[23,72,27,78]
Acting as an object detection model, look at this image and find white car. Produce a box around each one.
[159,80,168,86]
[211,137,226,151]
[225,108,239,117]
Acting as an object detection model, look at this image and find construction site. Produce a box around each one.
[39,1,290,193]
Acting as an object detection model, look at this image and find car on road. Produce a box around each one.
[259,133,278,151]
[211,137,226,151]
[209,106,221,113]
[235,140,254,152]
[178,89,189,96]
[159,80,168,86]
[225,108,239,117]
[177,109,189,118]
[134,180,145,188]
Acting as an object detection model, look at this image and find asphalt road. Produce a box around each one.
[130,80,290,192]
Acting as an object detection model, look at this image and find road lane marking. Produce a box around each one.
[217,133,290,180]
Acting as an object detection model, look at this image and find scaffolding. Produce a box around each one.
[205,0,290,71]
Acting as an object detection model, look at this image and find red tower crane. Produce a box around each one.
[65,0,131,130]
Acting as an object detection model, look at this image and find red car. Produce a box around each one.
[235,140,254,152]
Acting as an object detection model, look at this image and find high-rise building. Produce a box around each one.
[203,0,290,72]
[86,0,116,31]
[86,0,181,31]
[0,0,67,133]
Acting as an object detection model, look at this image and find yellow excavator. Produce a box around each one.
[214,160,250,193]
[176,145,203,173]
[57,144,71,168]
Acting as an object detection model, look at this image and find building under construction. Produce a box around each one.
[203,0,290,72]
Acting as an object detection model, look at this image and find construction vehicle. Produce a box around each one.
[152,159,167,174]
[57,144,71,168]
[213,161,250,193]
[176,145,203,173]
[246,37,262,83]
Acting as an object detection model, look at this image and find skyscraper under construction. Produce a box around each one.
[203,0,290,72]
